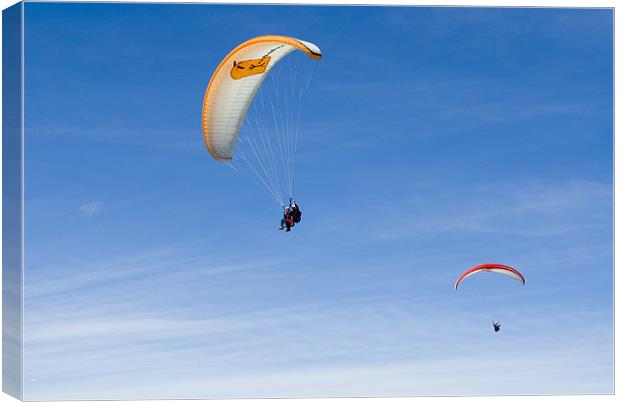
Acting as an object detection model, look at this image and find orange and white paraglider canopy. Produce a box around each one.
[202,35,321,161]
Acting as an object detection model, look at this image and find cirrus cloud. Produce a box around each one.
[79,201,104,217]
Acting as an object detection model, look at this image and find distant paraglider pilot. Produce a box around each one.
[493,321,501,333]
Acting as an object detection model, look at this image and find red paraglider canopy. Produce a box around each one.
[454,263,525,290]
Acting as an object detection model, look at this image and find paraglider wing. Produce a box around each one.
[202,35,322,161]
[454,263,525,290]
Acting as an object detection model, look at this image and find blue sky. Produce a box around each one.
[22,4,612,399]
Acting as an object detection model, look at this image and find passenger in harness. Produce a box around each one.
[279,207,294,232]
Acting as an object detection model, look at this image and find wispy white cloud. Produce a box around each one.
[24,282,612,399]
[340,179,612,241]
[302,75,605,160]
[78,201,104,217]
[22,228,613,399]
